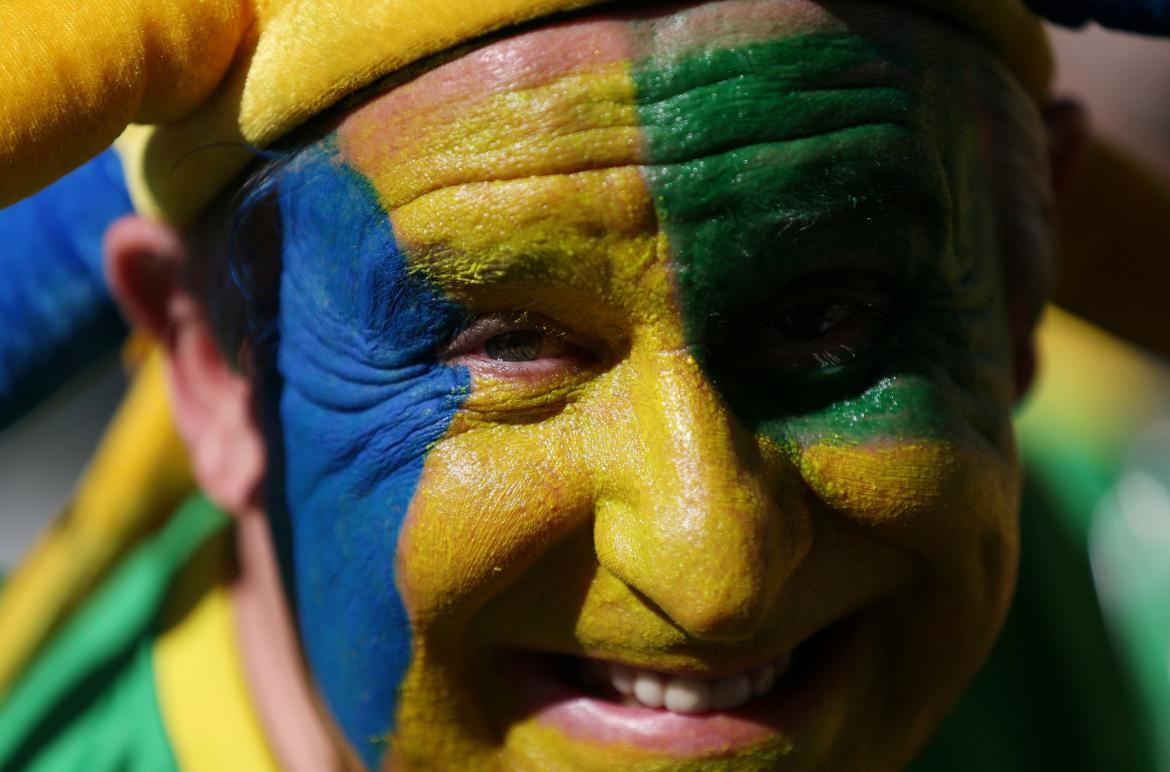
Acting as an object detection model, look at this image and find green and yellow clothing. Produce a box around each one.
[0,496,276,771]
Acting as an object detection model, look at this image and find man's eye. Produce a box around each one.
[442,312,596,376]
[483,330,545,362]
[758,290,889,371]
[775,302,862,342]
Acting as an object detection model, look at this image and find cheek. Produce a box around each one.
[795,439,1018,561]
[267,143,474,768]
[776,375,1020,593]
[275,348,468,768]
[396,417,592,631]
[791,438,1020,646]
[796,441,960,522]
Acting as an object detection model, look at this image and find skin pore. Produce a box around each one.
[114,0,1048,769]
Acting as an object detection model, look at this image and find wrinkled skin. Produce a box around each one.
[259,1,1043,768]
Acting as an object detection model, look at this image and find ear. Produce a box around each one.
[1007,99,1091,403]
[103,214,265,514]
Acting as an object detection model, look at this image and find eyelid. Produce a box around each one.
[441,311,578,360]
[772,270,893,301]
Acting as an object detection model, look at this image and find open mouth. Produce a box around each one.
[506,612,867,755]
[578,648,791,713]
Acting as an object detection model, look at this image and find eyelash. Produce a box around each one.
[755,289,891,372]
[442,312,594,373]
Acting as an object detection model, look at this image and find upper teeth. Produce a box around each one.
[595,653,791,714]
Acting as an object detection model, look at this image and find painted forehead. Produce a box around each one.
[340,0,934,199]
[332,0,976,304]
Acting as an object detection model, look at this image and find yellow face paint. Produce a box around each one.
[297,1,1036,767]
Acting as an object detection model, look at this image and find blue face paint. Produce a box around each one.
[268,136,470,769]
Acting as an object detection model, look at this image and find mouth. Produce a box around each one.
[584,650,790,713]
[506,612,867,756]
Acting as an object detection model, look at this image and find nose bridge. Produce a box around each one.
[594,345,810,641]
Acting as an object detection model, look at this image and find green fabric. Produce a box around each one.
[1087,458,1170,766]
[0,496,230,772]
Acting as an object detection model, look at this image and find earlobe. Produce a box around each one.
[103,214,266,513]
[1003,100,1090,405]
[1011,308,1038,403]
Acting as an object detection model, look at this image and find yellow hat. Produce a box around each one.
[2,0,1052,224]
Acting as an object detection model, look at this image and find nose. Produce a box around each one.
[592,346,812,641]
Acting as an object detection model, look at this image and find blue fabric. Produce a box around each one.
[0,150,131,430]
[1027,0,1170,33]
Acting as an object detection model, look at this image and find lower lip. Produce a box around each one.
[507,614,866,756]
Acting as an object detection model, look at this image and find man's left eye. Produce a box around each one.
[755,285,890,372]
[774,301,867,343]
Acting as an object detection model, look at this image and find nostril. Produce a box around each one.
[614,570,770,643]
[593,499,805,644]
[664,590,768,643]
[591,421,813,643]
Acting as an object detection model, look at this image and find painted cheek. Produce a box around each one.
[763,374,1019,590]
[270,141,470,770]
[795,440,958,522]
[396,422,592,626]
[771,377,1001,514]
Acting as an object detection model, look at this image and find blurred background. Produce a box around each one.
[0,361,125,565]
[1,21,1169,565]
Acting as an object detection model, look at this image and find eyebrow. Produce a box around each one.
[392,174,659,296]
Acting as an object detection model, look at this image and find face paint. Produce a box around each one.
[265,1,1036,768]
[269,138,470,768]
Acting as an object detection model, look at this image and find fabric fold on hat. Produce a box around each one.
[0,0,250,213]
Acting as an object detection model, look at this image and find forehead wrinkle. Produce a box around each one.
[328,1,967,348]
[389,166,667,317]
[340,61,644,211]
[633,37,923,166]
[336,1,933,218]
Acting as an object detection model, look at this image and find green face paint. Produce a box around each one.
[631,25,1014,449]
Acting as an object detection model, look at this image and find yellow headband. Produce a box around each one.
[2,0,1051,224]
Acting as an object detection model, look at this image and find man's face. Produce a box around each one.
[264,1,1030,768]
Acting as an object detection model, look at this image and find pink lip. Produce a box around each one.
[508,613,866,756]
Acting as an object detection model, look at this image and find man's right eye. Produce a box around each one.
[482,330,546,362]
[442,312,598,379]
